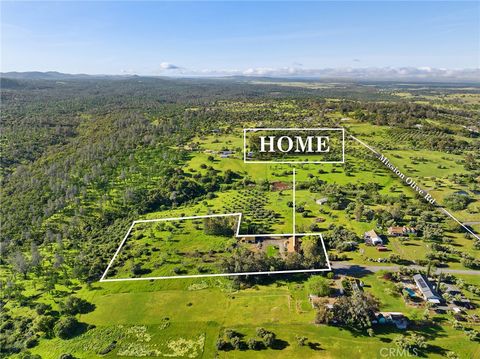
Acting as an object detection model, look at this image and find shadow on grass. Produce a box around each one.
[271,338,289,350]
[308,341,323,350]
[332,264,374,278]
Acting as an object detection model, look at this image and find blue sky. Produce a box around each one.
[1,1,479,77]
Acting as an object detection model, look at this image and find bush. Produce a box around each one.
[296,335,308,346]
[54,317,80,339]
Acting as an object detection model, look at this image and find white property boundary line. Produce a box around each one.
[350,134,480,241]
[243,127,345,164]
[100,212,331,282]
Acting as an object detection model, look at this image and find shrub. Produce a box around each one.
[296,335,308,346]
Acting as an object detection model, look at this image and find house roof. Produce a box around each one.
[413,274,441,301]
[365,230,380,239]
[388,226,416,234]
[388,227,404,234]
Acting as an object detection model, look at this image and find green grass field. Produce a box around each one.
[30,274,480,358]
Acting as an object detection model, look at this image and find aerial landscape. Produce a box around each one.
[1,1,479,359]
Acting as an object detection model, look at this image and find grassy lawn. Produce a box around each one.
[30,275,480,358]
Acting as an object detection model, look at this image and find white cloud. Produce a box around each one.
[186,66,480,81]
[159,62,180,70]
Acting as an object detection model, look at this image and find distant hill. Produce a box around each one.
[0,71,140,80]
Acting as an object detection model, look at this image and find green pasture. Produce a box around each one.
[30,273,480,358]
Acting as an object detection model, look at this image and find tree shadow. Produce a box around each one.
[333,264,374,278]
[308,341,323,351]
[271,338,289,350]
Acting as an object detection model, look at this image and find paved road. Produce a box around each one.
[331,262,480,275]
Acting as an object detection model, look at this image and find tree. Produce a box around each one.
[301,236,325,267]
[330,292,379,329]
[247,338,260,350]
[306,276,331,297]
[443,193,470,211]
[30,243,42,276]
[256,327,268,338]
[263,332,276,348]
[216,338,228,351]
[12,251,29,279]
[390,203,403,221]
[354,201,364,221]
[422,223,443,241]
[34,315,57,338]
[203,216,235,236]
[54,317,81,339]
[60,296,94,315]
[394,333,427,354]
[231,336,241,350]
[315,303,333,324]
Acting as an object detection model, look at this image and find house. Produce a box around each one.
[316,198,328,205]
[413,274,442,304]
[388,226,417,237]
[219,150,234,158]
[364,230,383,246]
[271,181,290,191]
[286,237,300,253]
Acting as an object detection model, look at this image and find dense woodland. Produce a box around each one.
[1,77,479,357]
